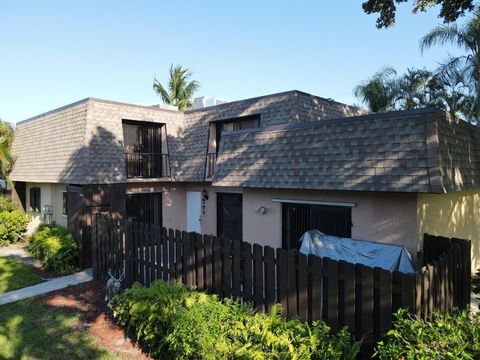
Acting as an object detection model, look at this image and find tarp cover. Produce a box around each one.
[299,230,415,273]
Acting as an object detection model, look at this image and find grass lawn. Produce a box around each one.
[0,256,43,293]
[0,296,118,360]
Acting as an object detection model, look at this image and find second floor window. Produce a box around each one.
[123,121,168,179]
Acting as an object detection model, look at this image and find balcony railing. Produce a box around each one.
[125,153,170,179]
[205,153,217,179]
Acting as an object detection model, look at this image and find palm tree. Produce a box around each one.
[420,10,480,119]
[395,68,445,110]
[0,121,13,179]
[353,66,398,112]
[153,64,200,111]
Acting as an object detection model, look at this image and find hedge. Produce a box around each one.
[28,224,77,274]
[109,280,361,360]
[0,210,29,246]
[375,308,480,359]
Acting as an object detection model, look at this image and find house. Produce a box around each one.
[9,90,480,272]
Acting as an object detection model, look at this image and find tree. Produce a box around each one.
[420,10,480,119]
[395,68,445,109]
[362,0,476,28]
[0,121,14,179]
[153,64,200,111]
[353,66,398,112]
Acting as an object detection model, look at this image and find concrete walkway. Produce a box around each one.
[0,268,93,305]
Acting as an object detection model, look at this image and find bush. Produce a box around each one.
[375,308,480,359]
[0,210,29,246]
[0,194,18,212]
[109,280,361,360]
[28,224,77,274]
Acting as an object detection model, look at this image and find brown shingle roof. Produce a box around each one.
[213,108,480,193]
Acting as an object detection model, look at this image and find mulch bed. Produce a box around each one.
[43,280,151,360]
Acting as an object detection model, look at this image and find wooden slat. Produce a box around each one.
[323,257,338,332]
[212,236,222,293]
[204,235,213,291]
[222,238,232,298]
[373,267,392,338]
[124,220,133,287]
[183,231,194,289]
[297,252,308,322]
[175,230,182,282]
[287,250,298,318]
[91,215,99,278]
[276,248,288,316]
[355,264,373,340]
[168,228,175,282]
[339,260,355,333]
[162,227,169,282]
[253,244,264,308]
[231,239,241,299]
[242,242,253,303]
[144,223,151,286]
[264,246,275,312]
[196,234,205,291]
[308,255,322,322]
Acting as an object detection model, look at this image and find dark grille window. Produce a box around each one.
[126,193,162,227]
[62,191,67,216]
[123,121,169,179]
[282,203,352,250]
[29,187,41,212]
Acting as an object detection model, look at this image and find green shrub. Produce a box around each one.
[0,210,29,246]
[109,280,361,360]
[0,194,18,212]
[28,224,77,274]
[375,308,480,359]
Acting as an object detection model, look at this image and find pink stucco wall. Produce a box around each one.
[127,182,419,260]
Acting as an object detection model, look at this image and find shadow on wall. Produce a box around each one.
[417,190,480,272]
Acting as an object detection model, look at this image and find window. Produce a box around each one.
[217,193,243,242]
[126,193,162,226]
[62,191,67,216]
[215,115,260,154]
[122,121,167,178]
[282,203,352,250]
[29,187,41,212]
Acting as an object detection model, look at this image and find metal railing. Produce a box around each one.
[125,153,170,179]
[205,153,217,178]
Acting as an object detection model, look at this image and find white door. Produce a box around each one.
[186,191,202,233]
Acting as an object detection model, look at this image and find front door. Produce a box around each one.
[217,193,243,242]
[186,191,201,233]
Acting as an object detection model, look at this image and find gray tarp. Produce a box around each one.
[299,230,415,273]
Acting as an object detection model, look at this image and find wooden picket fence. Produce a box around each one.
[91,215,471,343]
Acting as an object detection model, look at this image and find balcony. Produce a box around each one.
[205,153,217,179]
[125,152,170,179]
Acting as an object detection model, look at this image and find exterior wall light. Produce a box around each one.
[254,206,266,215]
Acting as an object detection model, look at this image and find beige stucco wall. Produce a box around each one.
[417,189,480,273]
[25,182,68,231]
[126,183,419,261]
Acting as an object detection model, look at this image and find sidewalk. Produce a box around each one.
[0,268,93,305]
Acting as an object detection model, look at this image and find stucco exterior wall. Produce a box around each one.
[417,189,480,273]
[241,189,419,258]
[158,185,418,260]
[25,182,68,231]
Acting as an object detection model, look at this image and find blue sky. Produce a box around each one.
[0,1,468,123]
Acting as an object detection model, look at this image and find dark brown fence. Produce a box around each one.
[91,215,471,343]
